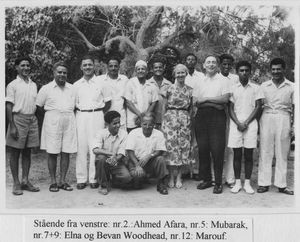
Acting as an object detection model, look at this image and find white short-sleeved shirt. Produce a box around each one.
[221,73,239,88]
[124,77,159,128]
[6,76,37,115]
[93,128,127,156]
[184,70,205,89]
[36,80,75,112]
[261,78,294,114]
[73,75,112,110]
[98,74,128,126]
[146,77,172,124]
[192,73,230,101]
[125,128,166,160]
[230,82,264,122]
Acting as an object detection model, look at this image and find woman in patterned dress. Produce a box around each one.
[161,64,193,188]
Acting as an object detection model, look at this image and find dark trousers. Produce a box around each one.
[194,107,226,185]
[128,155,168,180]
[95,155,133,188]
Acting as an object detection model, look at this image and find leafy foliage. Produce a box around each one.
[5,5,295,86]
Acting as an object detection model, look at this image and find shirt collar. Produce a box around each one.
[17,75,32,83]
[267,78,291,88]
[105,74,122,82]
[51,80,70,89]
[81,75,96,83]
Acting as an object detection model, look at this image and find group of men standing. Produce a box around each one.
[6,52,294,197]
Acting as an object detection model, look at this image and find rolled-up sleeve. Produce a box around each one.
[6,82,15,104]
[155,131,167,151]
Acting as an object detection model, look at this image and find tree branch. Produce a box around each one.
[69,23,99,50]
[135,6,164,49]
[105,36,139,53]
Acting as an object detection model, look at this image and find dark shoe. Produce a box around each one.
[224,182,234,189]
[157,184,168,195]
[257,186,269,193]
[58,183,73,191]
[213,184,223,194]
[90,183,99,189]
[21,182,40,192]
[12,184,23,196]
[76,183,87,190]
[197,181,213,190]
[278,187,294,195]
[49,183,59,192]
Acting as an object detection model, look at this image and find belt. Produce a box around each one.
[167,107,188,111]
[76,107,104,112]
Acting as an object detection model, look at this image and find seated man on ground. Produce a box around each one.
[93,111,132,195]
[125,112,169,195]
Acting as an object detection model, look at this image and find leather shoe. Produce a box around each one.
[278,187,294,195]
[157,184,168,195]
[224,182,234,189]
[213,184,223,194]
[76,183,87,190]
[257,186,269,193]
[197,181,213,190]
[90,183,99,189]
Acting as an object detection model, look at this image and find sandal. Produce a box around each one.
[278,187,294,195]
[21,182,40,192]
[49,183,59,192]
[58,183,73,191]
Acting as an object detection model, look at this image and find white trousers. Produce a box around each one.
[76,111,104,183]
[258,112,291,188]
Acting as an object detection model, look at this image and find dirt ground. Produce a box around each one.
[6,148,295,209]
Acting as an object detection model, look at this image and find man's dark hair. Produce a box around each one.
[270,58,286,69]
[106,56,121,65]
[184,53,197,62]
[104,111,121,124]
[15,56,31,66]
[219,54,234,63]
[236,61,252,72]
[150,56,166,68]
[53,61,68,72]
[81,54,94,63]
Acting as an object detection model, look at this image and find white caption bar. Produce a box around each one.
[24,215,253,242]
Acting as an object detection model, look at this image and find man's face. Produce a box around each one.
[136,65,148,79]
[220,59,233,76]
[107,60,120,77]
[203,56,218,75]
[271,64,284,82]
[54,66,68,86]
[81,59,95,77]
[141,116,154,137]
[16,60,30,78]
[152,62,165,77]
[237,66,251,82]
[185,55,197,70]
[108,117,121,136]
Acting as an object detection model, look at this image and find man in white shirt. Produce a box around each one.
[73,55,112,190]
[147,57,172,129]
[6,57,40,195]
[184,53,205,89]
[125,113,169,195]
[258,58,294,195]
[98,56,129,130]
[193,55,230,194]
[219,54,239,188]
[36,62,76,192]
[228,61,263,194]
[124,60,158,132]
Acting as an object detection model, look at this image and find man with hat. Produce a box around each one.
[124,60,158,132]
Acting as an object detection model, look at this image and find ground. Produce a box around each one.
[6,149,294,209]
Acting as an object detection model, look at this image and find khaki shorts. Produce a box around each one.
[6,113,39,149]
[41,111,77,154]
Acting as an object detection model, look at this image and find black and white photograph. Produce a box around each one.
[1,0,299,241]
